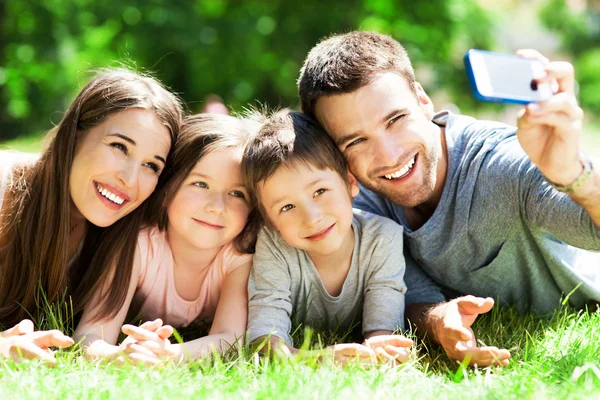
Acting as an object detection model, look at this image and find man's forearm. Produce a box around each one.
[405,302,441,343]
[571,158,600,228]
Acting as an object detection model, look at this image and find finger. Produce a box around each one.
[461,346,511,367]
[334,344,376,358]
[538,62,575,95]
[384,345,411,363]
[30,331,74,348]
[526,94,582,120]
[456,296,494,315]
[124,343,159,358]
[155,325,174,340]
[138,319,164,332]
[2,319,34,337]
[128,352,162,367]
[375,347,395,362]
[524,112,582,134]
[121,325,161,342]
[134,339,176,357]
[515,49,550,65]
[9,342,57,366]
[366,335,413,348]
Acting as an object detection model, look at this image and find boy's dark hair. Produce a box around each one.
[242,109,348,223]
[298,31,417,115]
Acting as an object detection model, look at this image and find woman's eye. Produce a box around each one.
[144,162,161,175]
[230,190,246,199]
[281,204,295,213]
[110,142,129,154]
[314,188,327,197]
[193,182,208,189]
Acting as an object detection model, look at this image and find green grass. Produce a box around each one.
[2,305,600,399]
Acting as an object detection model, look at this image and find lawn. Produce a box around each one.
[1,305,600,399]
[2,119,600,399]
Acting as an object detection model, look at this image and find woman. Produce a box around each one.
[0,68,183,363]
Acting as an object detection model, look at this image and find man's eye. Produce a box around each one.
[314,188,327,197]
[346,138,364,149]
[281,204,295,212]
[110,142,129,154]
[193,182,208,188]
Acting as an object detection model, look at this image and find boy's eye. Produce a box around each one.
[144,162,161,175]
[193,182,208,189]
[388,114,405,126]
[110,142,129,155]
[230,190,246,199]
[314,188,327,197]
[281,204,295,213]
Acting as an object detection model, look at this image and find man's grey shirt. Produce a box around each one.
[354,111,600,315]
[247,210,407,346]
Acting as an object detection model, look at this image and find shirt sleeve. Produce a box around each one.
[246,228,294,346]
[362,226,407,334]
[520,160,600,251]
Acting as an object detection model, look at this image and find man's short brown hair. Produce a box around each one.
[242,109,349,223]
[298,31,416,115]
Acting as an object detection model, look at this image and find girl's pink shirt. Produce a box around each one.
[131,227,252,327]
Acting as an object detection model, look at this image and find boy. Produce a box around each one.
[243,109,412,364]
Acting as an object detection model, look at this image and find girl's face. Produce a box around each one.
[69,108,172,227]
[167,148,251,251]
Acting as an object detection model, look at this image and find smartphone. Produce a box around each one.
[464,49,553,104]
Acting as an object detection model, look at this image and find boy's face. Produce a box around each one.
[259,163,359,259]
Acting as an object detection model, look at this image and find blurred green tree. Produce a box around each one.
[0,0,493,140]
[539,0,600,113]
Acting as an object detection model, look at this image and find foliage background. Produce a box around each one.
[0,0,598,143]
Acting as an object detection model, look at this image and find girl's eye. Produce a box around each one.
[144,162,161,175]
[110,142,129,154]
[314,188,327,197]
[193,182,208,189]
[230,190,246,199]
[281,204,295,213]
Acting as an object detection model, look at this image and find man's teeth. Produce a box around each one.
[96,184,125,205]
[384,157,416,180]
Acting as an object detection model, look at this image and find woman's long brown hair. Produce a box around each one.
[0,69,183,328]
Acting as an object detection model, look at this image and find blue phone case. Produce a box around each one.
[464,49,539,105]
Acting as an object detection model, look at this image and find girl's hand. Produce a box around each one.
[120,319,173,347]
[84,340,123,361]
[363,334,413,364]
[0,320,74,367]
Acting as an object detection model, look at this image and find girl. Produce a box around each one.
[0,69,183,365]
[75,114,260,363]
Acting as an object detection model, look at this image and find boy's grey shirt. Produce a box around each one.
[247,210,407,346]
[354,111,600,315]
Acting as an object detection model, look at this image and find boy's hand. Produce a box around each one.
[515,50,584,188]
[429,296,511,367]
[364,334,413,364]
[0,320,74,367]
[329,343,377,366]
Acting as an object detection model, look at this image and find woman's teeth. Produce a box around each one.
[384,157,416,179]
[96,184,125,205]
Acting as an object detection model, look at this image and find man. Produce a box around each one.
[297,31,600,367]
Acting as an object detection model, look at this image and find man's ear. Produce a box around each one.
[414,82,435,120]
[347,171,360,198]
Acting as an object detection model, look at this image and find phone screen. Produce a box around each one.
[468,50,552,103]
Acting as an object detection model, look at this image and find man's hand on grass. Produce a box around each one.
[428,296,511,367]
[363,334,413,364]
[0,319,74,367]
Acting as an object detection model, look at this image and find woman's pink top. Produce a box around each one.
[131,227,252,328]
